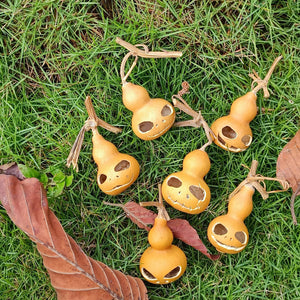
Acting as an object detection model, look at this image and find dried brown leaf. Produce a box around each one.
[0,162,25,180]
[276,130,300,194]
[118,201,219,260]
[0,173,148,300]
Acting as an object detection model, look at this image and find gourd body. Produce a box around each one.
[139,218,187,284]
[122,83,175,140]
[211,92,257,152]
[92,130,140,196]
[162,150,211,214]
[207,184,254,254]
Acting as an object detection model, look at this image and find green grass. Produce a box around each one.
[0,0,299,299]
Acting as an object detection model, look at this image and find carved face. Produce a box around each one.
[211,116,253,152]
[97,154,140,196]
[132,99,175,140]
[140,245,187,284]
[162,171,210,214]
[207,215,249,254]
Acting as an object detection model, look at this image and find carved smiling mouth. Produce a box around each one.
[104,174,135,193]
[210,233,247,252]
[217,135,244,153]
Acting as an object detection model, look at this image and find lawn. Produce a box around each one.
[0,1,299,299]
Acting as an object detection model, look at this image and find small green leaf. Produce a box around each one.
[65,174,73,187]
[54,181,65,197]
[18,164,42,179]
[53,171,65,184]
[40,173,49,187]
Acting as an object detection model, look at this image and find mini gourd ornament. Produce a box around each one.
[139,185,187,284]
[207,160,289,254]
[162,82,214,214]
[66,96,140,196]
[116,37,182,140]
[210,56,282,152]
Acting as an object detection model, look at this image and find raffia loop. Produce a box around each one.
[172,81,215,151]
[249,56,282,98]
[116,37,182,85]
[229,160,290,200]
[66,96,122,171]
[140,184,170,220]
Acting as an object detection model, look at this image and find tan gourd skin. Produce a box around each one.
[207,184,254,254]
[162,150,211,214]
[122,83,175,140]
[211,92,257,152]
[140,217,187,284]
[92,129,140,196]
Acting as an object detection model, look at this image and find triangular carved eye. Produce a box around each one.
[189,185,205,200]
[167,177,182,188]
[139,121,154,133]
[213,223,228,235]
[114,160,130,172]
[242,135,252,146]
[161,105,172,116]
[164,266,181,279]
[235,231,246,244]
[98,174,107,184]
[141,268,156,280]
[222,126,237,139]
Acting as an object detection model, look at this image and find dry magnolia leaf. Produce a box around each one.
[111,201,219,260]
[0,171,147,300]
[276,130,300,224]
[276,130,300,194]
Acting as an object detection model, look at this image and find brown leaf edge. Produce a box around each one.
[276,130,300,224]
[0,168,148,300]
[108,201,220,261]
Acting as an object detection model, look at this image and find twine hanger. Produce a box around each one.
[229,160,290,200]
[172,81,215,151]
[116,37,182,85]
[66,96,122,171]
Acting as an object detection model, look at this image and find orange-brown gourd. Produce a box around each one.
[162,150,211,214]
[211,92,257,152]
[139,217,187,284]
[122,82,175,140]
[207,184,254,254]
[92,128,140,196]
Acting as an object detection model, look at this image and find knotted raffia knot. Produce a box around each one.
[172,81,215,151]
[229,160,290,200]
[249,56,282,98]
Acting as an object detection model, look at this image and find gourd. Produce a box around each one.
[207,184,254,254]
[162,82,213,214]
[66,96,140,196]
[116,37,182,140]
[211,56,282,152]
[139,186,187,284]
[207,160,289,254]
[162,150,211,214]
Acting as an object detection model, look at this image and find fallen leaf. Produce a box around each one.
[168,219,220,260]
[112,201,219,260]
[276,130,300,194]
[0,172,148,300]
[276,130,300,224]
[0,162,25,180]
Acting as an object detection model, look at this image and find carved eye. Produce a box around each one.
[164,266,181,279]
[161,105,172,116]
[213,223,228,235]
[241,135,252,146]
[98,174,107,184]
[167,177,182,188]
[141,268,156,280]
[114,160,130,172]
[189,185,205,200]
[235,231,247,244]
[222,126,237,139]
[139,121,154,133]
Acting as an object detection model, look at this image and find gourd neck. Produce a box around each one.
[228,184,255,221]
[92,129,119,165]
